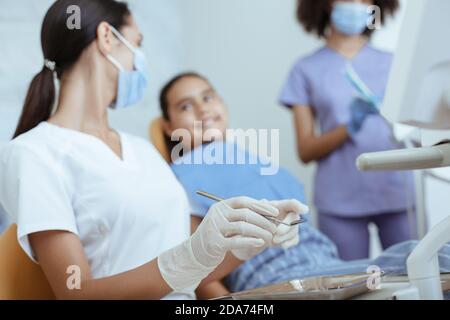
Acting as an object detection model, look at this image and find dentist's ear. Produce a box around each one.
[96,22,114,56]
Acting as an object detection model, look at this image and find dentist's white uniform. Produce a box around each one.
[0,122,193,299]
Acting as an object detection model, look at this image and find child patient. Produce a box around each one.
[158,72,450,299]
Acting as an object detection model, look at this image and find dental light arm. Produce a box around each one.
[357,143,450,172]
[396,216,450,300]
[358,143,450,300]
[355,0,450,300]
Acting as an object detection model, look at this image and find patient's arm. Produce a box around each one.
[196,279,230,300]
[191,215,231,299]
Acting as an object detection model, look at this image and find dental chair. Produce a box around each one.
[0,224,55,299]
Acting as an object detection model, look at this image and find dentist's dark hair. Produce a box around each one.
[13,0,130,139]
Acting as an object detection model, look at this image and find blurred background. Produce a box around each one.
[1,0,448,256]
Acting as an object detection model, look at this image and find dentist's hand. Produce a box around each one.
[231,199,309,261]
[193,197,279,267]
[158,197,279,293]
[270,199,309,249]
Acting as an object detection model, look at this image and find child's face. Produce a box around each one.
[163,76,229,149]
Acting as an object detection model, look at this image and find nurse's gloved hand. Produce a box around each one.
[157,197,279,293]
[270,199,309,249]
[347,97,380,138]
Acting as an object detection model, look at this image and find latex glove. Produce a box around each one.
[229,199,278,261]
[232,199,309,261]
[270,199,309,249]
[347,97,380,138]
[157,197,279,293]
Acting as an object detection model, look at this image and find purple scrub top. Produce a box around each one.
[279,44,414,217]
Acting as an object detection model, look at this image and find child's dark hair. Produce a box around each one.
[159,72,210,154]
[297,0,400,38]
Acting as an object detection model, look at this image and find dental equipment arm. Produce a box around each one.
[358,143,450,300]
[394,216,450,300]
[356,0,450,300]
[357,143,450,171]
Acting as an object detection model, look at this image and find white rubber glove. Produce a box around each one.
[231,199,309,261]
[271,199,309,249]
[157,197,279,293]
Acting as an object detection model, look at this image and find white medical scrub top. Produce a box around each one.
[0,122,193,300]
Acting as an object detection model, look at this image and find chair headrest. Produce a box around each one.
[149,117,171,163]
[0,224,55,299]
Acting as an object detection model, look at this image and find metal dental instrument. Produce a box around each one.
[196,190,307,227]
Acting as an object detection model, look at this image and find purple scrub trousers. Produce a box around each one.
[318,210,415,261]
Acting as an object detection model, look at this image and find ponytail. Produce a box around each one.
[13,67,55,139]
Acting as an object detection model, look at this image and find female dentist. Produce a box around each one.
[0,0,302,299]
[279,0,414,260]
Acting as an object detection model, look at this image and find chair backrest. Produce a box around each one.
[149,117,171,163]
[0,224,55,299]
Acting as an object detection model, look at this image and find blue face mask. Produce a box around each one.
[331,2,370,36]
[107,25,150,109]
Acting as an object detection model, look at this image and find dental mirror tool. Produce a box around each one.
[196,190,307,227]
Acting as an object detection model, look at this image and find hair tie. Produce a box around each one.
[44,59,56,72]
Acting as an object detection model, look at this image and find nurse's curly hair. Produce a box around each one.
[297,0,400,38]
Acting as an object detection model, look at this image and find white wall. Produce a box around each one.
[0,0,54,141]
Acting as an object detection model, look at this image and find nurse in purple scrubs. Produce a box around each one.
[279,0,415,260]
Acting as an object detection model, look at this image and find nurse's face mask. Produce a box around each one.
[106,25,150,109]
[331,2,371,36]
